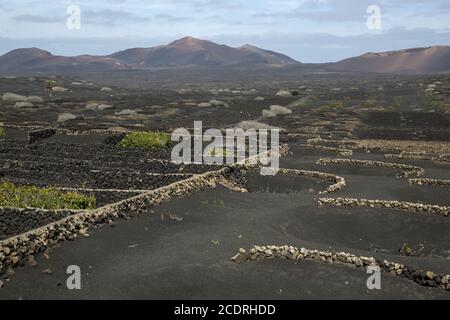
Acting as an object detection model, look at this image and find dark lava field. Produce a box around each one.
[0,70,449,300]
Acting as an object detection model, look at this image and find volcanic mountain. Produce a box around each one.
[0,37,299,73]
[108,37,299,67]
[330,46,450,74]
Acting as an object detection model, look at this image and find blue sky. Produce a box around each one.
[0,0,449,62]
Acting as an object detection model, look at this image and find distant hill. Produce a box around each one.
[0,48,129,73]
[0,37,299,73]
[330,46,450,74]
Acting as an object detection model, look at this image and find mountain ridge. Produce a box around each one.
[0,38,449,74]
[0,37,300,73]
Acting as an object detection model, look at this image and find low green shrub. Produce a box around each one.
[0,181,96,210]
[385,106,397,112]
[207,148,236,158]
[44,80,57,90]
[363,98,376,108]
[317,101,345,113]
[119,131,171,149]
[317,105,332,112]
[0,127,5,139]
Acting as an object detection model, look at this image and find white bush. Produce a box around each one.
[52,87,68,92]
[27,96,44,103]
[275,90,292,97]
[270,105,292,115]
[14,102,34,108]
[2,93,28,103]
[209,99,225,107]
[57,112,77,123]
[262,109,276,118]
[85,102,99,110]
[115,109,137,115]
[98,104,113,111]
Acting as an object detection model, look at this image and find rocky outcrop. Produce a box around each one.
[318,197,449,217]
[231,245,450,291]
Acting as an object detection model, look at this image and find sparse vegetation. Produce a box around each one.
[44,80,57,96]
[317,100,345,113]
[119,131,171,150]
[385,106,397,112]
[0,127,5,139]
[0,180,96,210]
[382,97,404,112]
[207,147,236,158]
[363,98,376,108]
[422,82,450,113]
[44,80,57,90]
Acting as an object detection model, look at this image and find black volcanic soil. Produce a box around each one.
[0,138,222,190]
[0,143,449,299]
[0,72,449,299]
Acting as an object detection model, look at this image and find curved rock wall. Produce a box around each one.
[301,144,353,156]
[318,197,449,217]
[231,245,450,291]
[409,178,450,187]
[277,168,346,194]
[317,158,424,178]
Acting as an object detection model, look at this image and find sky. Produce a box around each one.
[0,0,449,62]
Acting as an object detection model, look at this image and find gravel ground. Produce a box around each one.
[0,74,448,299]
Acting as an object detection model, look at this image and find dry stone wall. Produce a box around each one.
[277,168,346,194]
[385,153,450,163]
[319,197,449,217]
[408,178,450,187]
[317,158,424,178]
[301,144,353,156]
[231,245,450,291]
